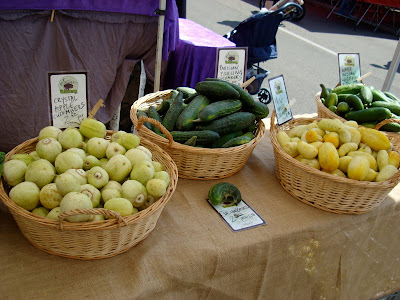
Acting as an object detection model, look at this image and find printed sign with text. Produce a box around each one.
[49,72,88,129]
[216,47,247,86]
[268,75,293,125]
[338,53,361,86]
[209,199,266,232]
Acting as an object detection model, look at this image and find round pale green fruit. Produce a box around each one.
[104,154,132,182]
[55,151,84,174]
[130,160,155,186]
[86,137,110,159]
[83,155,100,170]
[80,184,101,208]
[106,142,126,159]
[46,207,62,220]
[121,133,140,150]
[10,153,35,166]
[55,172,81,196]
[3,159,27,186]
[60,192,93,222]
[29,151,41,161]
[153,171,170,187]
[40,183,63,209]
[25,159,56,189]
[58,127,84,149]
[87,166,109,189]
[121,180,147,208]
[31,207,49,218]
[99,158,109,169]
[125,148,151,167]
[139,195,159,210]
[79,118,107,139]
[110,131,127,146]
[101,188,122,204]
[9,181,40,211]
[90,214,105,222]
[65,168,87,185]
[104,198,136,217]
[39,126,62,141]
[136,146,152,159]
[36,137,62,163]
[146,178,167,198]
[100,180,122,192]
[152,161,164,172]
[65,148,86,160]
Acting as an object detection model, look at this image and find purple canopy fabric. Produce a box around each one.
[0,2,179,152]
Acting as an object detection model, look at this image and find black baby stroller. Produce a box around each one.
[224,2,303,104]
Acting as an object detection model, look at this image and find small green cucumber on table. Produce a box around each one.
[156,99,170,116]
[184,135,197,146]
[195,80,240,101]
[211,131,243,148]
[244,101,269,119]
[359,85,373,105]
[324,93,338,108]
[332,83,364,95]
[176,87,197,99]
[169,130,220,145]
[147,106,163,134]
[136,110,152,129]
[196,112,256,135]
[372,88,392,102]
[162,91,184,131]
[371,101,400,116]
[319,83,332,99]
[197,99,242,122]
[208,182,242,206]
[384,91,400,103]
[344,94,364,111]
[175,94,210,130]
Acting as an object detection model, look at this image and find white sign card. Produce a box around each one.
[48,72,88,129]
[268,75,293,125]
[208,199,266,232]
[215,47,247,86]
[338,53,361,86]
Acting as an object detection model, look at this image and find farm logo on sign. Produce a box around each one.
[344,55,355,66]
[59,76,78,94]
[274,80,283,94]
[225,51,239,64]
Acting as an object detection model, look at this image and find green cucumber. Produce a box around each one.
[325,92,338,107]
[359,85,373,105]
[332,83,364,95]
[372,88,392,102]
[336,102,350,115]
[208,182,242,206]
[157,100,170,116]
[205,78,255,107]
[337,94,352,103]
[211,131,243,148]
[371,101,400,115]
[176,95,210,130]
[380,122,400,132]
[345,94,364,111]
[168,130,220,145]
[198,99,242,122]
[176,87,197,99]
[162,92,184,131]
[384,91,400,103]
[328,105,337,113]
[183,92,200,104]
[196,112,256,135]
[136,110,152,130]
[245,101,270,119]
[221,132,255,148]
[195,80,240,100]
[320,83,331,99]
[184,135,197,146]
[345,107,391,123]
[147,106,163,134]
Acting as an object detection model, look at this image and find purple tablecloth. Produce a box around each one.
[164,18,236,89]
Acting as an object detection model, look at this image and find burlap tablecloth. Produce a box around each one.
[1,120,400,300]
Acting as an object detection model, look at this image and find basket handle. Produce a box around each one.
[374,118,400,130]
[56,208,128,230]
[137,116,175,147]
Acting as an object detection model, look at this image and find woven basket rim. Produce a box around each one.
[130,90,266,154]
[270,110,400,188]
[0,131,179,231]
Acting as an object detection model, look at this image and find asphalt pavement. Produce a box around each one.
[184,0,400,116]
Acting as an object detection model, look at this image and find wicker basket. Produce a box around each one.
[130,90,266,180]
[0,131,178,260]
[270,110,400,214]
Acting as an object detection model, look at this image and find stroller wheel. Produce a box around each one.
[258,88,271,105]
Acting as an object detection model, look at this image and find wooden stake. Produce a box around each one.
[50,10,55,22]
[241,76,255,88]
[88,99,105,119]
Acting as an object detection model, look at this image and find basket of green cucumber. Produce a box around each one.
[316,83,400,144]
[130,79,269,180]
